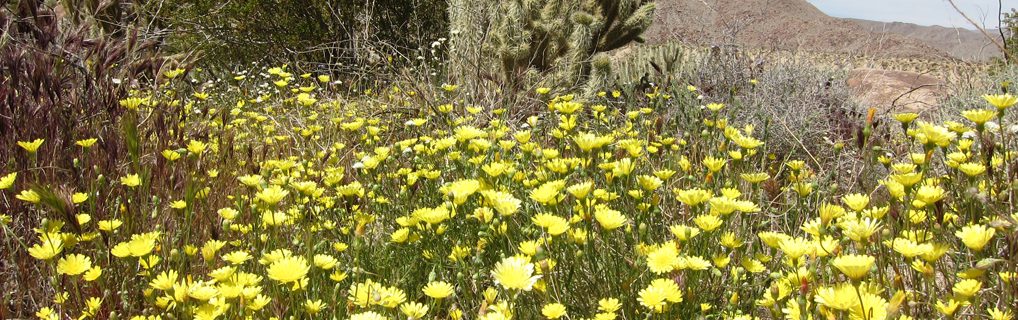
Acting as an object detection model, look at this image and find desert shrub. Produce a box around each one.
[735,59,862,159]
[159,0,448,69]
[612,44,865,164]
[942,65,1018,117]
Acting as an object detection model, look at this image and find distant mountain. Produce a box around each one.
[846,18,1002,62]
[645,0,964,61]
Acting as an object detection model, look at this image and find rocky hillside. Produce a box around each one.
[645,0,958,61]
[847,18,1002,62]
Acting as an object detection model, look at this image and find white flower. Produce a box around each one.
[986,121,1000,131]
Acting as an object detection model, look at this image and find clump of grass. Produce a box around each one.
[0,3,172,316]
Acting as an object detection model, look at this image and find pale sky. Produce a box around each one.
[807,0,1017,29]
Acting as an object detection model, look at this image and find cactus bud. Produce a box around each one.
[572,12,594,25]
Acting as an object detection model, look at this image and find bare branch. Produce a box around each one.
[946,0,1010,62]
[999,0,1010,61]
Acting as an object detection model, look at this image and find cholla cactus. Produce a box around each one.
[584,53,614,96]
[614,42,688,86]
[448,0,656,92]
